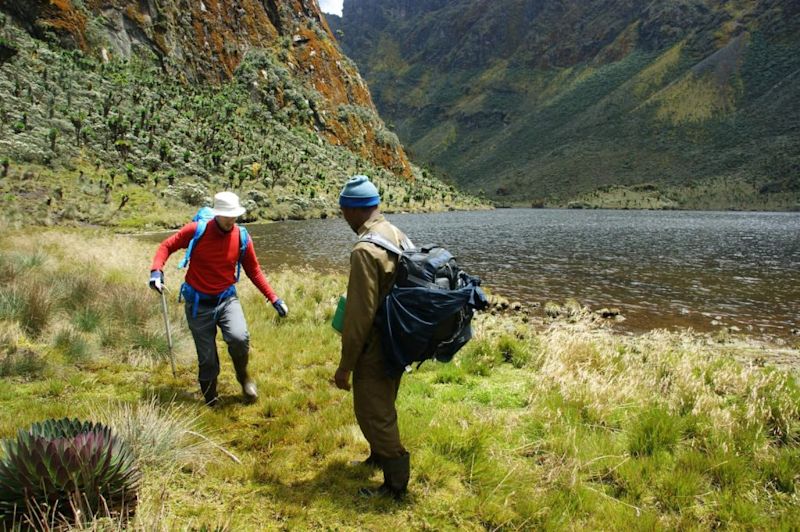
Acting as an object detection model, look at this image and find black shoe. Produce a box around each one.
[199,379,218,407]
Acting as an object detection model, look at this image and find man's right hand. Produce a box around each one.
[149,270,164,293]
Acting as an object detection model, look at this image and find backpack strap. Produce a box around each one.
[359,228,414,255]
[236,225,249,282]
[178,220,208,269]
[359,233,404,256]
[178,222,249,284]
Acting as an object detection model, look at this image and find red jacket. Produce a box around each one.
[151,219,278,302]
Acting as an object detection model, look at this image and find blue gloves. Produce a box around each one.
[149,270,164,293]
[272,298,288,317]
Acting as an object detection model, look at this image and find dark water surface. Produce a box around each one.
[160,209,800,338]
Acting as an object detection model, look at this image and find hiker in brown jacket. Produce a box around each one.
[334,175,412,499]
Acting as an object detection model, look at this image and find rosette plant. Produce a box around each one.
[0,418,140,522]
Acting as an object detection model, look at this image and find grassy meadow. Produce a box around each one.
[0,225,799,530]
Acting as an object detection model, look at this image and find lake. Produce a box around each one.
[160,209,800,339]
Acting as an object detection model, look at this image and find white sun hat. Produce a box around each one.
[211,191,246,217]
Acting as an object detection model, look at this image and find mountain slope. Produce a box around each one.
[0,0,482,228]
[331,0,800,209]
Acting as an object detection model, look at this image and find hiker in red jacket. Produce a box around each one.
[149,191,288,406]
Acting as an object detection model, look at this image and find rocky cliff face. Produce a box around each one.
[336,0,800,208]
[0,0,411,176]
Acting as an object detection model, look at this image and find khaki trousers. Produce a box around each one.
[352,336,406,459]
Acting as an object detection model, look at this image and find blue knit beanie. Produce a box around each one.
[339,175,380,208]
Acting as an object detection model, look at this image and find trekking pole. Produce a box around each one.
[159,289,177,378]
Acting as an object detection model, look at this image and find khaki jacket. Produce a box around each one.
[339,212,408,374]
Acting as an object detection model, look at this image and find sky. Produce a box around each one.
[319,0,343,17]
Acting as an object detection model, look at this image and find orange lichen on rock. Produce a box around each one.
[288,24,411,178]
[323,107,412,179]
[186,0,280,80]
[42,0,89,50]
[294,27,370,106]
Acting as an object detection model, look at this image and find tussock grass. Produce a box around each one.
[91,397,216,472]
[0,227,797,529]
[54,326,93,364]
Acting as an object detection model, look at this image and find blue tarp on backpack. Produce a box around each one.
[376,283,488,377]
[360,233,489,378]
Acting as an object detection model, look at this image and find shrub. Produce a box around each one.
[62,274,98,311]
[497,334,530,368]
[0,328,46,378]
[166,182,209,206]
[628,405,683,457]
[0,418,140,523]
[54,327,92,363]
[130,329,169,362]
[0,287,24,322]
[459,339,501,376]
[760,449,800,494]
[73,307,102,332]
[106,286,151,328]
[16,282,54,337]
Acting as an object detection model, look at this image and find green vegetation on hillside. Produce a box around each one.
[1,227,798,528]
[335,0,800,209]
[0,15,483,229]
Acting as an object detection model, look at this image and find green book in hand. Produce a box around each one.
[331,295,346,333]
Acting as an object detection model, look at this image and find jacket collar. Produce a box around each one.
[357,212,385,237]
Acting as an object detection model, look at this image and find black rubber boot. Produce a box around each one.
[199,379,218,407]
[359,452,409,500]
[382,452,410,498]
[232,353,257,403]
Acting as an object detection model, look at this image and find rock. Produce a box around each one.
[563,299,583,316]
[510,302,522,311]
[0,40,18,64]
[489,296,509,310]
[711,320,721,326]
[596,307,621,319]
[727,325,741,333]
[544,301,561,318]
[792,328,800,336]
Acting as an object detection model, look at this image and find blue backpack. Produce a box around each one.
[178,207,250,282]
[178,207,251,317]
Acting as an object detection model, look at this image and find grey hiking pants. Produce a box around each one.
[184,296,249,382]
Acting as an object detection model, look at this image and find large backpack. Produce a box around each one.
[178,207,249,282]
[360,233,489,377]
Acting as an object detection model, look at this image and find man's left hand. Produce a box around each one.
[334,368,351,391]
[272,298,288,317]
